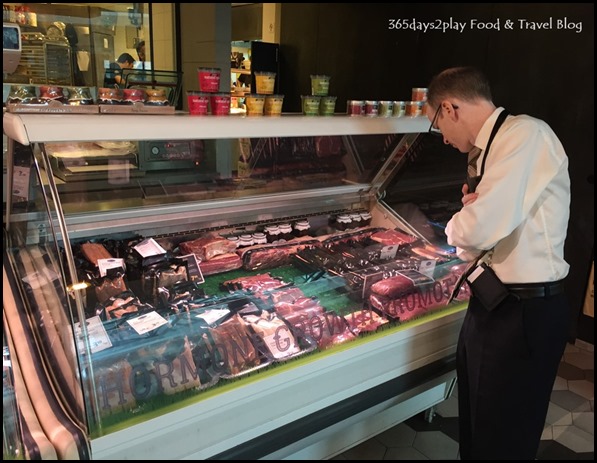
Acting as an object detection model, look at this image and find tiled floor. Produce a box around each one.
[333,340,594,460]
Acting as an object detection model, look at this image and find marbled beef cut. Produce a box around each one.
[179,235,237,261]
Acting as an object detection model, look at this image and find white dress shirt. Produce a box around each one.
[445,107,570,284]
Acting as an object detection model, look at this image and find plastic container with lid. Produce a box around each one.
[392,100,406,117]
[254,72,276,94]
[225,235,240,248]
[293,219,312,237]
[252,232,268,245]
[264,94,284,116]
[39,86,66,104]
[301,95,321,116]
[359,211,372,226]
[7,85,38,104]
[347,100,365,116]
[411,87,428,102]
[210,93,231,116]
[349,213,363,228]
[365,100,379,117]
[238,234,254,247]
[310,75,331,96]
[245,94,266,116]
[319,96,337,116]
[405,100,422,117]
[378,101,394,117]
[278,223,293,241]
[197,67,221,93]
[265,225,281,243]
[335,214,352,231]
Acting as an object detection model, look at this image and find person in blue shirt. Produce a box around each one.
[103,53,135,88]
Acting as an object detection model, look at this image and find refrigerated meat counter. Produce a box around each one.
[3,112,469,460]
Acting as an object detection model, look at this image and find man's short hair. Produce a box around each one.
[428,66,493,107]
[117,53,135,65]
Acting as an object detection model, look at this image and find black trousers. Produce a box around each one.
[456,292,569,460]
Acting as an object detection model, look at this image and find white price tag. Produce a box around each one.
[126,311,169,335]
[13,166,31,199]
[97,258,126,277]
[417,259,436,278]
[74,316,112,354]
[380,245,399,260]
[133,238,167,258]
[195,308,230,326]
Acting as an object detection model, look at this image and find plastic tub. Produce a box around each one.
[264,94,284,116]
[301,95,321,116]
[197,67,221,93]
[254,72,276,94]
[310,75,331,96]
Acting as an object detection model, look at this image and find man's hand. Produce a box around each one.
[461,183,479,206]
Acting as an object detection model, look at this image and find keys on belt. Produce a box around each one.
[505,281,564,299]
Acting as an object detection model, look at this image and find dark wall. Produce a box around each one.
[279,3,594,342]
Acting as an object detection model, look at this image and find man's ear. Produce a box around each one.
[442,101,458,121]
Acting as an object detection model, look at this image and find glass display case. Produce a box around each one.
[3,112,469,460]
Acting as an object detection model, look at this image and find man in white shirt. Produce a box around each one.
[426,66,571,460]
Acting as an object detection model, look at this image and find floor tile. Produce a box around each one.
[552,425,594,453]
[333,341,593,460]
[558,362,587,380]
[383,446,429,460]
[564,352,595,370]
[569,380,595,400]
[537,439,589,460]
[412,430,459,460]
[375,422,416,448]
[546,401,573,426]
[541,425,554,440]
[575,340,594,353]
[553,375,569,390]
[340,438,387,460]
[551,390,593,412]
[572,411,594,435]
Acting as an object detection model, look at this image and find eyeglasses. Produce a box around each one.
[428,103,459,136]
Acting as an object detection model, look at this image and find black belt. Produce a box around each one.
[505,281,564,299]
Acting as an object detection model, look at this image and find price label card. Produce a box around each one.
[13,165,31,199]
[74,316,112,354]
[97,258,126,277]
[417,259,436,278]
[195,308,230,326]
[179,253,205,284]
[126,311,169,335]
[133,238,167,258]
[380,245,399,260]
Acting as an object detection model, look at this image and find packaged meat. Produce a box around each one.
[243,312,301,360]
[179,235,238,261]
[95,274,127,303]
[344,309,389,335]
[199,253,242,275]
[91,358,137,415]
[239,238,321,271]
[221,273,288,294]
[370,270,434,299]
[80,242,113,266]
[369,228,418,246]
[206,314,261,376]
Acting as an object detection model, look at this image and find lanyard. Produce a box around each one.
[478,108,509,178]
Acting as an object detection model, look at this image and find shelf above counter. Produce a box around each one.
[3,112,432,145]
